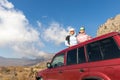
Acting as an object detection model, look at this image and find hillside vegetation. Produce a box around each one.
[0,61,47,80]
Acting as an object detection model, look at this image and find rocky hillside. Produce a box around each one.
[97,14,120,36]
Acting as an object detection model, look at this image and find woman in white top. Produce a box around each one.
[65,28,77,47]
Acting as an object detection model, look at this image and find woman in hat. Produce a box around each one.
[77,27,92,43]
[65,28,77,47]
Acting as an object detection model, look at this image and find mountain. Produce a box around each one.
[0,56,46,66]
[97,14,120,36]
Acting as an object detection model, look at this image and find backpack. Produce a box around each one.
[65,35,70,45]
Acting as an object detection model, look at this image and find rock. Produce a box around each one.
[97,14,120,36]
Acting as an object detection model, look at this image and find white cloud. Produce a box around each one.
[0,0,70,59]
[43,22,68,45]
[12,42,38,57]
[0,3,40,46]
[38,51,53,59]
[0,0,14,9]
[11,42,52,59]
[0,0,48,58]
[37,21,42,28]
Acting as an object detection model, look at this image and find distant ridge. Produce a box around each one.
[0,56,47,66]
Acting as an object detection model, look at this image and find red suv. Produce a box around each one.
[36,32,120,80]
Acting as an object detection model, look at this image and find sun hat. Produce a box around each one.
[69,28,75,32]
[80,27,85,31]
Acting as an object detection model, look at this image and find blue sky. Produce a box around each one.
[9,0,120,36]
[0,0,120,58]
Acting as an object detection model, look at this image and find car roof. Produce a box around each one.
[56,32,120,55]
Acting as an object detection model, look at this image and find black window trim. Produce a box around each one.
[66,46,87,66]
[66,48,77,65]
[86,37,120,62]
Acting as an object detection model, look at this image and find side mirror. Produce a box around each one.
[47,62,52,69]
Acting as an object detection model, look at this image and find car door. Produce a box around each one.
[86,37,120,80]
[62,47,89,80]
[46,53,65,80]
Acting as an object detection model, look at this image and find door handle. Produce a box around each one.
[58,70,63,73]
[80,69,85,72]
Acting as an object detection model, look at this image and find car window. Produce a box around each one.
[100,37,120,60]
[51,54,64,68]
[78,47,86,63]
[67,49,77,65]
[87,37,120,62]
[87,41,103,62]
